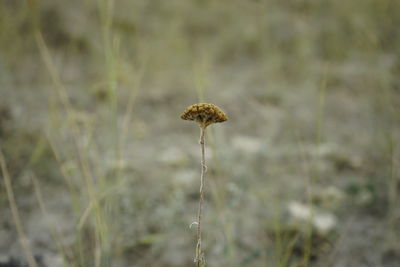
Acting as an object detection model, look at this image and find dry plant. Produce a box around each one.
[181,103,228,266]
[0,148,38,267]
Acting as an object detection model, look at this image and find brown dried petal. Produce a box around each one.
[181,103,228,128]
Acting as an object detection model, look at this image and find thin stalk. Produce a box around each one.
[195,126,207,266]
[31,173,69,264]
[0,148,38,267]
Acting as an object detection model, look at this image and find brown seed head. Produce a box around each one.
[181,103,228,128]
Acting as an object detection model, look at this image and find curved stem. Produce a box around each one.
[195,126,207,266]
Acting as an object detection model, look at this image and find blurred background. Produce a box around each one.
[0,0,399,266]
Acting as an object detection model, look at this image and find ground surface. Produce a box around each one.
[0,1,400,267]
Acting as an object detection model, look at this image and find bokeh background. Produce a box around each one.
[0,0,400,266]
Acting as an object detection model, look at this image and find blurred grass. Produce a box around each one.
[0,0,399,266]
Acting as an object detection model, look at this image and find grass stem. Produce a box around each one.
[0,148,38,267]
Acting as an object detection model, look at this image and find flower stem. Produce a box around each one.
[195,126,206,266]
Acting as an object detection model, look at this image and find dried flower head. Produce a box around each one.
[181,103,228,128]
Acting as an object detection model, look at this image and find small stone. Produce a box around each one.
[313,213,337,234]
